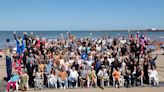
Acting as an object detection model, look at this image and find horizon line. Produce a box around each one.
[0,29,164,31]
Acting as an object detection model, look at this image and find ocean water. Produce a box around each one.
[0,31,164,48]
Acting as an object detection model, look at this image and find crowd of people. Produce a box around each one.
[5,31,160,91]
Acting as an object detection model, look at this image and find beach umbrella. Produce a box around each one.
[147,45,156,50]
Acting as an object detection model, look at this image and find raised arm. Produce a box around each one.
[153,54,158,61]
[13,32,18,41]
[18,54,24,65]
[128,30,133,41]
[23,32,28,40]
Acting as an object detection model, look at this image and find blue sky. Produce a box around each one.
[0,0,164,31]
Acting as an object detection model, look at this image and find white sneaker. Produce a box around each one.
[63,86,66,89]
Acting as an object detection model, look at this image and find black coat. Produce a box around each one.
[26,63,35,75]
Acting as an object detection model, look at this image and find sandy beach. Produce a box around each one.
[31,87,164,92]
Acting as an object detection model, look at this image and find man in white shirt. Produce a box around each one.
[69,67,79,88]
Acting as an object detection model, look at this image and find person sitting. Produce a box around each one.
[68,67,79,88]
[47,69,57,88]
[6,71,20,91]
[132,66,137,86]
[19,70,29,91]
[33,69,44,90]
[148,66,159,86]
[79,65,88,88]
[124,67,131,88]
[87,66,97,88]
[58,67,68,89]
[136,66,144,86]
[112,67,121,88]
[97,65,109,87]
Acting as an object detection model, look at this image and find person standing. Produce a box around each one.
[26,60,35,87]
[5,39,13,81]
[13,32,26,54]
[6,55,12,81]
